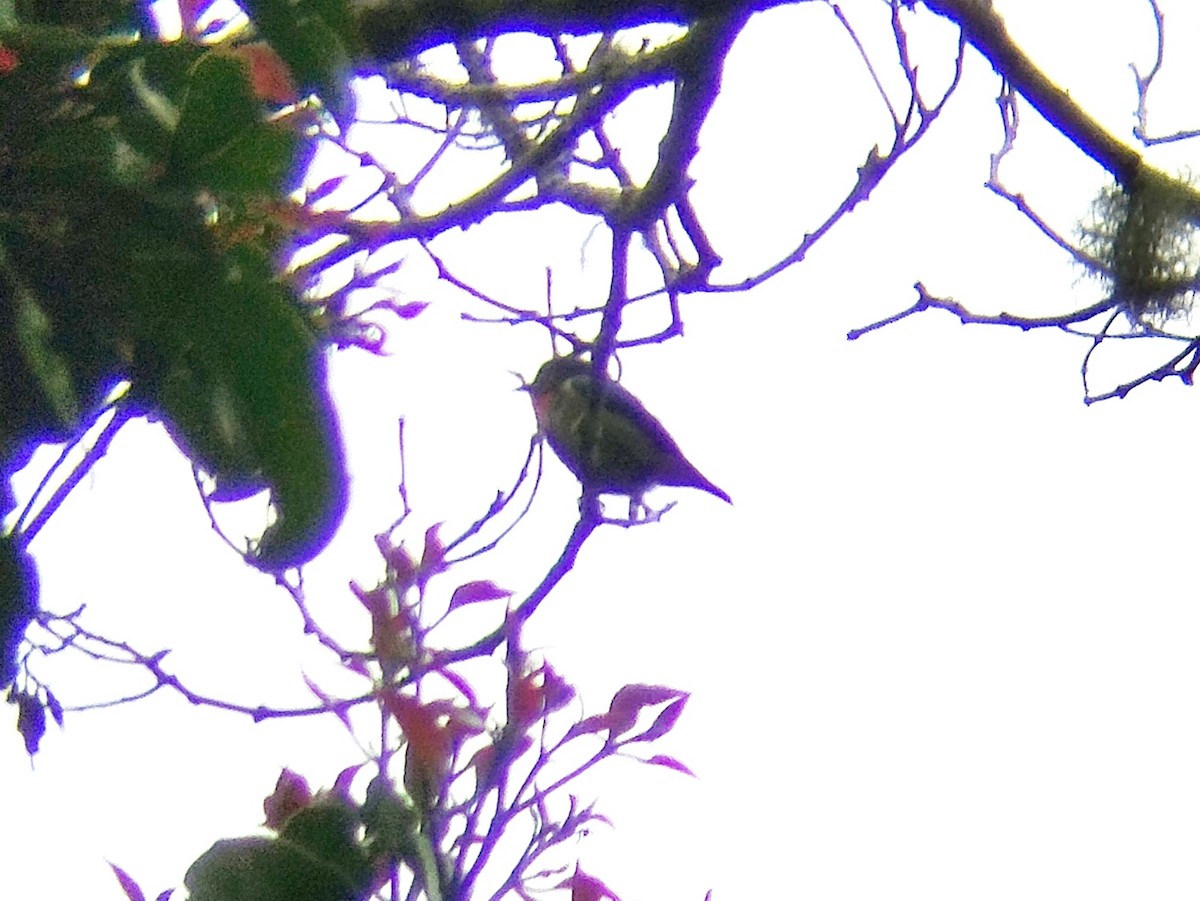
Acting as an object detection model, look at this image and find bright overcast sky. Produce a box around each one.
[9,1,1200,899]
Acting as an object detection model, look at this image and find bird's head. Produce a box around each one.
[520,354,594,397]
[519,354,595,429]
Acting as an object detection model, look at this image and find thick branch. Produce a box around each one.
[923,0,1143,187]
[353,0,792,60]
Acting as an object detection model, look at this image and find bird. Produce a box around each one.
[525,354,731,506]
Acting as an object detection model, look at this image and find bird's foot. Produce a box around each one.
[598,497,677,527]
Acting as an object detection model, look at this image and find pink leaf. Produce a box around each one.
[646,754,695,776]
[350,581,386,616]
[392,301,429,320]
[418,524,446,590]
[607,684,684,738]
[541,662,576,714]
[631,695,688,743]
[566,713,612,739]
[449,580,513,610]
[562,866,621,901]
[333,764,364,799]
[374,536,417,586]
[109,863,145,901]
[305,175,347,205]
[509,669,544,727]
[263,769,312,830]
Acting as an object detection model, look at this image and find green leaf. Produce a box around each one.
[200,122,297,195]
[361,776,420,864]
[184,802,372,901]
[167,49,298,194]
[169,51,259,169]
[126,237,346,570]
[87,41,203,164]
[0,532,37,689]
[0,238,79,449]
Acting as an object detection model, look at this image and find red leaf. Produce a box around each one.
[110,863,145,901]
[449,580,513,610]
[509,670,544,728]
[374,536,417,586]
[541,662,575,714]
[607,684,683,738]
[468,743,496,780]
[229,41,298,104]
[385,694,452,779]
[263,769,312,830]
[646,754,695,776]
[562,866,621,901]
[631,695,688,743]
[0,45,19,75]
[418,524,446,590]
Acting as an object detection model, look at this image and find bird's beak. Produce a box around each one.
[511,371,531,392]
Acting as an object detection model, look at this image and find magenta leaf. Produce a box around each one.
[305,175,348,205]
[391,301,429,320]
[333,763,364,799]
[109,863,145,901]
[45,688,63,727]
[562,866,622,901]
[541,662,576,714]
[631,695,688,743]
[449,580,513,610]
[263,768,312,831]
[374,536,417,586]
[565,713,612,739]
[606,684,684,738]
[418,524,446,590]
[645,754,695,776]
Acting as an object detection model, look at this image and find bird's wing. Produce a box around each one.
[561,374,683,455]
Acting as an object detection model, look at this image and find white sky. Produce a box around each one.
[8,1,1200,899]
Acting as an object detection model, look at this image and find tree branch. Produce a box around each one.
[353,0,794,60]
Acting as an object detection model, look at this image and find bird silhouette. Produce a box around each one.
[526,355,731,505]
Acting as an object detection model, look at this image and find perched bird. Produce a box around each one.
[525,354,731,505]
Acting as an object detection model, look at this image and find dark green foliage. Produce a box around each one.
[0,18,347,568]
[0,533,36,689]
[13,0,139,33]
[185,800,374,901]
[361,775,421,867]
